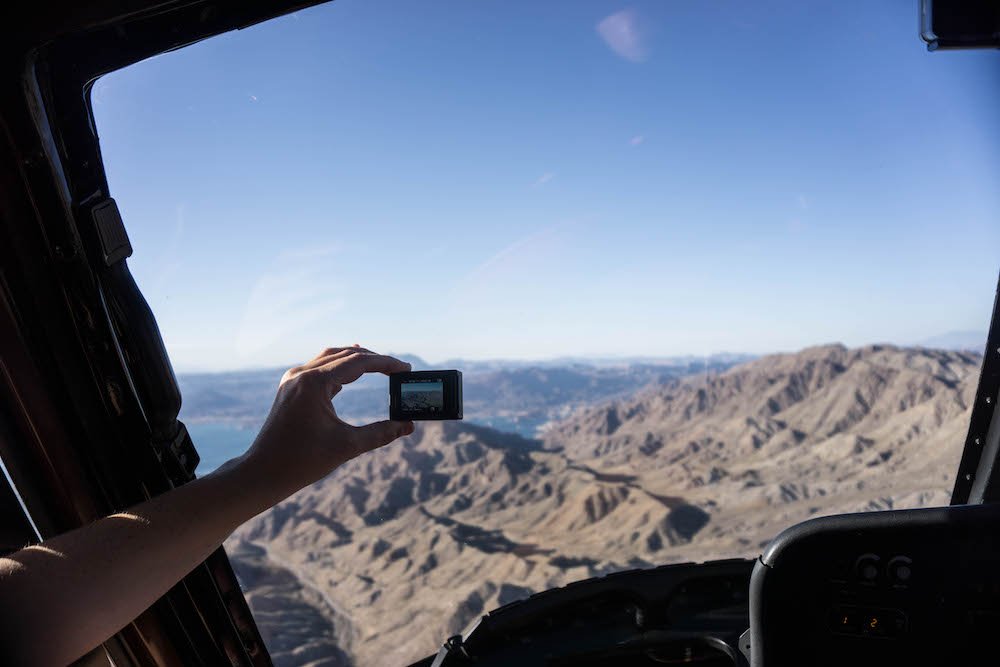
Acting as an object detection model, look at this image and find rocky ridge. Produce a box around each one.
[227,344,980,666]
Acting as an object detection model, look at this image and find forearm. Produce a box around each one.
[0,346,412,666]
[0,452,288,666]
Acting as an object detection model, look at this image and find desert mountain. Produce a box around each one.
[226,344,980,666]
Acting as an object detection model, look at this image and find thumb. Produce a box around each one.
[352,420,415,453]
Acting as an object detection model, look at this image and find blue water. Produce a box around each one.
[187,422,259,474]
[403,380,442,393]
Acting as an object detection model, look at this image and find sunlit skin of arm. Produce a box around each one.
[0,346,414,667]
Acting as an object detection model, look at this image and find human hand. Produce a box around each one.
[242,345,415,496]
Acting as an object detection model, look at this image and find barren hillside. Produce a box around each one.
[227,344,980,666]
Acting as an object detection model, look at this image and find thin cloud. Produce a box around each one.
[235,245,345,360]
[596,9,648,63]
[533,172,556,188]
[150,203,187,292]
[457,221,576,291]
[797,194,809,210]
[630,135,645,146]
[278,242,341,261]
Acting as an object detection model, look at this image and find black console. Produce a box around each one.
[411,559,754,666]
[413,504,1000,666]
[748,502,1000,666]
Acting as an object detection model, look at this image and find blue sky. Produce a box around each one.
[92,0,1000,372]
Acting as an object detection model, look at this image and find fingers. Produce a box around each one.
[319,344,373,360]
[317,352,411,388]
[350,420,415,456]
[285,345,376,381]
[283,346,411,398]
[299,345,374,371]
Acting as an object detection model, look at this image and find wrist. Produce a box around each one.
[211,451,299,520]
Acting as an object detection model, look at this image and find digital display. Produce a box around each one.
[400,380,444,412]
[389,370,462,421]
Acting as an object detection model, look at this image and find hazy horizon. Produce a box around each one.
[170,330,987,374]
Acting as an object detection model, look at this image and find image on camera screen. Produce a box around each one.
[400,380,444,412]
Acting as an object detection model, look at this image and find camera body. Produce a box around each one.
[389,370,463,421]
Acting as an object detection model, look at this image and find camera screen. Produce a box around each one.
[400,379,444,413]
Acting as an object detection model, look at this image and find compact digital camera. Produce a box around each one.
[389,370,463,421]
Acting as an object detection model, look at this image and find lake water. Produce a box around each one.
[186,415,541,476]
[187,421,259,474]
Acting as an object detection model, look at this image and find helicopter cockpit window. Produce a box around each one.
[91,0,1000,663]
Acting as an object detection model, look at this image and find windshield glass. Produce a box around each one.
[92,1,1000,664]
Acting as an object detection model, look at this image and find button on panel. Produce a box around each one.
[887,556,913,585]
[830,605,907,638]
[834,552,913,587]
[854,553,881,584]
[830,607,863,634]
